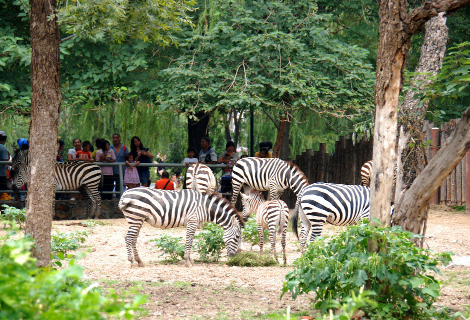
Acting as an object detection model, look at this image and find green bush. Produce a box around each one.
[194,222,225,262]
[150,234,186,263]
[241,217,270,248]
[0,224,146,319]
[226,251,278,267]
[282,219,452,319]
[1,205,26,229]
[51,230,89,255]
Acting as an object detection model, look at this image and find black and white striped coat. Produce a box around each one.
[185,163,218,196]
[10,146,103,218]
[291,183,370,253]
[118,188,244,267]
[241,190,288,264]
[360,160,398,187]
[231,157,309,205]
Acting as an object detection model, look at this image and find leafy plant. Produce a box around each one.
[241,217,270,249]
[1,204,26,229]
[194,223,225,262]
[282,219,453,319]
[226,251,278,267]
[51,230,89,255]
[150,234,186,263]
[0,224,146,319]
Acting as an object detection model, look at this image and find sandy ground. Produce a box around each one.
[47,206,470,319]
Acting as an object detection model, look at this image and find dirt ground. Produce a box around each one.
[49,205,470,319]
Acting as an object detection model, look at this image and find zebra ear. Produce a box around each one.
[241,193,248,200]
[231,216,239,227]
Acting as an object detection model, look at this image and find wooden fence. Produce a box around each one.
[281,119,468,208]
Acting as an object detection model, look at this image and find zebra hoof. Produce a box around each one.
[184,261,193,268]
[138,262,145,267]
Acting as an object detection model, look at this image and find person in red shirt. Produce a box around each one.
[76,141,94,162]
[155,171,174,190]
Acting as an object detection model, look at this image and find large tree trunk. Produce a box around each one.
[25,0,61,267]
[188,111,211,154]
[273,114,289,158]
[279,120,291,160]
[370,0,470,227]
[394,107,470,235]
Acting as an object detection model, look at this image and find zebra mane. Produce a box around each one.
[287,161,309,184]
[247,189,264,200]
[208,193,245,227]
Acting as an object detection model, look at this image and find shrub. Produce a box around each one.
[282,219,452,319]
[51,230,89,255]
[194,222,225,262]
[1,204,26,229]
[241,217,270,248]
[0,224,146,319]
[227,251,278,267]
[150,234,186,263]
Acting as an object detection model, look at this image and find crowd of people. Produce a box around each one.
[0,129,274,200]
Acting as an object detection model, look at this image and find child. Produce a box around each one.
[124,153,140,189]
[76,141,94,162]
[96,140,116,200]
[220,154,233,199]
[183,147,198,167]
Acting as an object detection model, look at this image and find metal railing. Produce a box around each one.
[0,161,228,198]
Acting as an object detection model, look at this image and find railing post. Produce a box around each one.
[119,163,124,198]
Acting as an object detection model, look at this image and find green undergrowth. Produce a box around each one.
[227,251,278,267]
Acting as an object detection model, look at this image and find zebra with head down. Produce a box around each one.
[118,188,244,267]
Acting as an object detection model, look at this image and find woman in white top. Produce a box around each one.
[67,138,82,161]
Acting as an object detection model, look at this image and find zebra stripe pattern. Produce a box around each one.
[241,190,288,264]
[360,160,398,187]
[10,146,103,218]
[231,157,309,205]
[185,163,218,196]
[291,183,370,253]
[118,188,244,267]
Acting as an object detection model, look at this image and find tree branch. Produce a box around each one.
[262,109,280,130]
[61,34,75,42]
[405,0,470,35]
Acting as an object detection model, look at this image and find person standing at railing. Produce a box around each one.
[0,131,10,195]
[96,140,116,200]
[110,133,129,197]
[199,137,217,164]
[67,138,82,161]
[130,136,154,187]
[155,171,174,190]
[124,153,140,189]
[76,141,94,162]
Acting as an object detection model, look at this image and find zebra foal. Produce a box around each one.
[240,190,288,265]
[231,157,308,205]
[291,183,370,253]
[118,188,244,267]
[185,163,218,196]
[10,145,103,218]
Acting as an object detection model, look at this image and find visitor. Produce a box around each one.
[183,147,198,167]
[67,138,82,161]
[57,139,65,162]
[76,141,94,162]
[124,153,140,189]
[0,131,10,194]
[155,171,174,190]
[96,140,115,200]
[218,141,239,164]
[220,153,233,200]
[110,133,129,197]
[258,147,269,158]
[199,137,217,164]
[254,142,273,158]
[171,170,182,190]
[91,138,104,160]
[240,154,248,159]
[130,136,153,187]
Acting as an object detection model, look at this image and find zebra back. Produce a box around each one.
[185,163,218,196]
[360,160,373,187]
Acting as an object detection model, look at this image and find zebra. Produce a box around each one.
[291,183,371,253]
[10,145,103,219]
[118,188,244,267]
[360,160,398,187]
[231,157,309,206]
[240,190,288,265]
[185,163,218,196]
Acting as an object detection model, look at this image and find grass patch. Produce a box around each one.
[227,251,278,267]
[452,206,466,212]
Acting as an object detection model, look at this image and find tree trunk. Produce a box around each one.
[398,13,449,188]
[273,114,289,158]
[188,111,211,154]
[394,107,470,236]
[279,120,291,160]
[233,109,241,150]
[370,0,470,227]
[25,0,61,267]
[224,113,233,143]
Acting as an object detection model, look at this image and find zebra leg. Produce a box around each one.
[281,223,287,265]
[269,225,278,263]
[126,222,144,267]
[258,225,264,255]
[184,220,198,267]
[80,186,95,219]
[231,181,243,206]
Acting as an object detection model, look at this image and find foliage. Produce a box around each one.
[282,219,453,319]
[50,230,89,255]
[150,234,186,263]
[226,251,278,267]
[242,217,270,248]
[194,222,225,262]
[317,288,378,320]
[1,205,26,229]
[0,225,147,319]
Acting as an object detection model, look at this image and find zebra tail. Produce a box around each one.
[291,205,300,240]
[277,212,285,236]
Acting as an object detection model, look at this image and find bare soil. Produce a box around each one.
[48,206,470,319]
